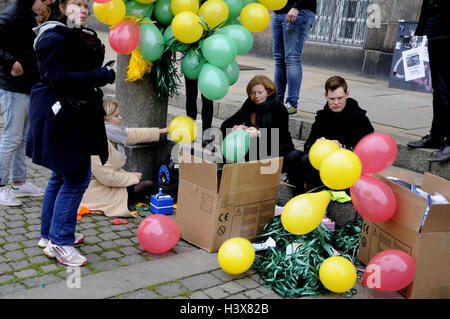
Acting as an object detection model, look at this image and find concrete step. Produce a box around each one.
[166,94,449,181]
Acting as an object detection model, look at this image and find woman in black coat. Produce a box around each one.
[26,0,115,267]
[220,75,297,168]
[286,76,374,196]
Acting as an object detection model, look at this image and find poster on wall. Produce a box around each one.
[388,20,432,94]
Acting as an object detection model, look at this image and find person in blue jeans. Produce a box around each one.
[27,0,115,267]
[272,0,316,115]
[0,0,46,207]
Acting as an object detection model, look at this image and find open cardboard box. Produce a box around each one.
[358,171,450,298]
[175,155,283,252]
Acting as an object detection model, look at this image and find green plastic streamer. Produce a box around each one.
[252,216,363,298]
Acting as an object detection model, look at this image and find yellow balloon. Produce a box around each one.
[171,11,205,44]
[135,0,156,4]
[319,256,357,293]
[319,149,362,190]
[240,3,270,32]
[217,237,255,274]
[258,0,288,11]
[199,0,229,29]
[309,139,340,170]
[281,190,331,235]
[171,0,200,15]
[93,0,126,25]
[168,115,198,144]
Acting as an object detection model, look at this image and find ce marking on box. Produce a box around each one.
[218,212,230,222]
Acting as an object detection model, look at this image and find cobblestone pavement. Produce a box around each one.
[0,158,405,300]
[0,157,286,299]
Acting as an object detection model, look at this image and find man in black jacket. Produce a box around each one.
[0,0,44,206]
[286,76,374,196]
[407,0,450,162]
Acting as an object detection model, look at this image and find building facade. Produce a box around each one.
[250,0,424,79]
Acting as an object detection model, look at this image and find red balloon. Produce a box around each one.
[362,250,416,292]
[354,132,398,174]
[109,21,141,55]
[137,215,181,254]
[350,174,397,222]
[93,0,112,3]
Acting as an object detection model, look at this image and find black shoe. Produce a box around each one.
[407,134,443,149]
[427,144,450,162]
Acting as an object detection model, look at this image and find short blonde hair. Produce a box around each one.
[103,98,120,121]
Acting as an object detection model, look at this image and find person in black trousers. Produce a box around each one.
[407,0,450,162]
[286,76,374,196]
[184,76,213,147]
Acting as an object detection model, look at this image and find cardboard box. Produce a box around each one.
[175,156,283,252]
[358,171,450,298]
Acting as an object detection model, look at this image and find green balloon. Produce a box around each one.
[182,48,207,80]
[223,0,243,20]
[224,17,241,26]
[139,18,164,61]
[216,24,253,55]
[198,63,229,101]
[126,1,154,19]
[154,0,174,25]
[221,60,239,85]
[201,34,236,68]
[222,129,250,162]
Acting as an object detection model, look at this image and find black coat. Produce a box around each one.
[220,95,295,158]
[26,22,114,181]
[304,97,374,153]
[0,0,40,94]
[416,0,450,38]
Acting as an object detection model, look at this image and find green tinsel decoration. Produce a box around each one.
[251,216,363,298]
[150,50,181,99]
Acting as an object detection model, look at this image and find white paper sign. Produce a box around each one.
[420,37,429,62]
[402,47,425,81]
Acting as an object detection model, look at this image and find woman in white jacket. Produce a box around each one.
[80,98,168,217]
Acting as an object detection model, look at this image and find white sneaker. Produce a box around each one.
[38,233,85,248]
[0,188,22,206]
[44,241,87,267]
[10,181,44,198]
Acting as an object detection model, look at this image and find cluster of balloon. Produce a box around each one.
[351,132,398,222]
[137,214,181,254]
[351,134,416,292]
[168,115,198,144]
[217,237,255,274]
[307,133,398,223]
[93,0,288,99]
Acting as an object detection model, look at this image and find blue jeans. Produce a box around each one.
[0,88,30,186]
[272,10,315,108]
[40,167,91,246]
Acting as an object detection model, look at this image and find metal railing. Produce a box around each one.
[309,0,371,46]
